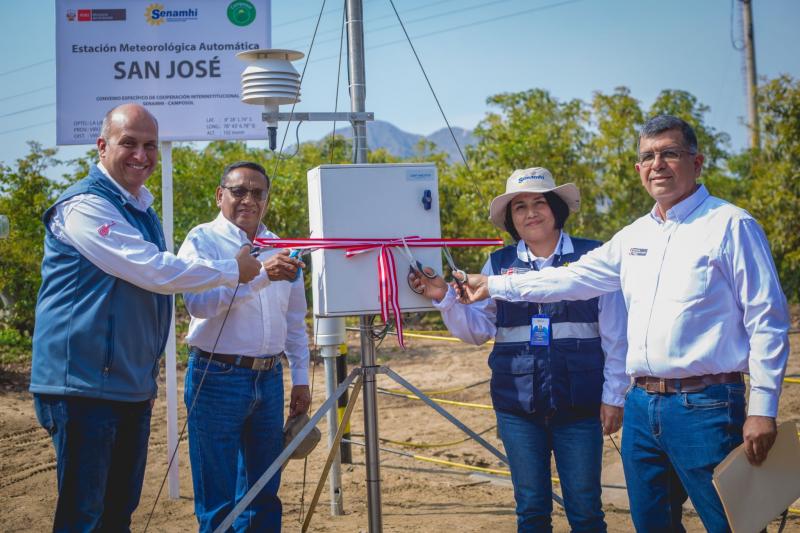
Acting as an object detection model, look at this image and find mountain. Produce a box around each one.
[326,120,476,162]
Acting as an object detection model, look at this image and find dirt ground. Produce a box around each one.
[2,329,799,532]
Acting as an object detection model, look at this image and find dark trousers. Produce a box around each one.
[34,394,152,533]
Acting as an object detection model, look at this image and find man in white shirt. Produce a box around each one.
[30,103,263,532]
[178,161,310,532]
[460,116,790,532]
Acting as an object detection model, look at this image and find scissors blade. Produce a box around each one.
[442,244,465,290]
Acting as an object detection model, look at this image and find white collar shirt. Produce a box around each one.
[48,162,239,294]
[178,213,310,386]
[489,185,790,417]
[433,231,630,407]
[518,231,570,270]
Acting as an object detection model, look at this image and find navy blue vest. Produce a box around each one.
[30,166,172,402]
[488,237,605,420]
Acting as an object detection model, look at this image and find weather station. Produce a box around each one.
[209,2,508,532]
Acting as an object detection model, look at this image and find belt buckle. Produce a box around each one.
[644,378,667,394]
[252,357,273,372]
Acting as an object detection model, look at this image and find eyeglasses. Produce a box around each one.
[221,185,268,201]
[637,148,696,167]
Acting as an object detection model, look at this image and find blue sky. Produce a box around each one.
[1,0,799,173]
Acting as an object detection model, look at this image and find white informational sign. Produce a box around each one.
[55,0,271,144]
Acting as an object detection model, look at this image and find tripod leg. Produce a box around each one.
[381,366,509,465]
[213,368,362,533]
[301,377,364,532]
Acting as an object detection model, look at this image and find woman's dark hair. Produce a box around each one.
[503,191,570,242]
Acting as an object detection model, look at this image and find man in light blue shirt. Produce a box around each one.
[461,116,790,532]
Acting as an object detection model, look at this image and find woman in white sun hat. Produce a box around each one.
[410,167,628,532]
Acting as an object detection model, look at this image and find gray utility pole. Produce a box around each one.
[346,1,383,532]
[742,0,760,149]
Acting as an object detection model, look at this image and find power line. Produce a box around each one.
[0,120,55,136]
[288,0,520,51]
[0,103,55,119]
[280,0,465,49]
[0,59,54,78]
[312,0,585,64]
[273,0,377,28]
[0,85,55,103]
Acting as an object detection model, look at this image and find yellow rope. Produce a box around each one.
[377,426,496,449]
[380,389,494,410]
[380,379,489,396]
[406,453,561,484]
[785,377,800,384]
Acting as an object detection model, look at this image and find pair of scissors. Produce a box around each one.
[250,246,309,282]
[442,244,467,294]
[400,238,437,294]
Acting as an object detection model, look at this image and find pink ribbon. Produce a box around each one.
[252,236,503,347]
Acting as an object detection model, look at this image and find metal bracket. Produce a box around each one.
[262,111,374,123]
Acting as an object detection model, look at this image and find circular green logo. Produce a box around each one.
[227,0,256,26]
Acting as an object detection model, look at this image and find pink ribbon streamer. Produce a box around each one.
[252,236,503,348]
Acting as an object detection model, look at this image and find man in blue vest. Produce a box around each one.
[30,103,263,532]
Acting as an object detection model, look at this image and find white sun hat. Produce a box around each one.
[488,167,581,231]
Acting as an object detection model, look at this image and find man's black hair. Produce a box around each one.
[638,115,698,153]
[503,191,570,242]
[220,161,270,189]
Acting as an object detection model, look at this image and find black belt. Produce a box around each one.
[191,347,283,371]
[634,372,743,394]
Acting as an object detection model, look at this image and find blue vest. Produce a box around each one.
[30,166,172,402]
[488,237,604,420]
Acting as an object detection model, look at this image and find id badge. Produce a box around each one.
[530,314,551,346]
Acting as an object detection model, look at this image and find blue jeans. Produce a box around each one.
[621,384,746,533]
[33,394,152,533]
[185,352,285,532]
[495,410,606,533]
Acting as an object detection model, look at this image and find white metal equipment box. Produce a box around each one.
[307,164,442,317]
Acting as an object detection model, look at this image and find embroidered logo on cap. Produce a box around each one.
[97,221,117,237]
[517,175,546,183]
[629,248,648,256]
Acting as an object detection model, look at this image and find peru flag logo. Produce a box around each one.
[97,221,117,237]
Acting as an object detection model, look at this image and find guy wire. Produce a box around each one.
[386,0,487,207]
[329,2,347,164]
[270,0,329,184]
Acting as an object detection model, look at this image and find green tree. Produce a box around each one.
[589,87,649,239]
[735,75,800,301]
[0,143,63,333]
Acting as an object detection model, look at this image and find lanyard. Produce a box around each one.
[525,234,564,315]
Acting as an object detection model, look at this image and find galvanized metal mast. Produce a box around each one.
[346,1,383,531]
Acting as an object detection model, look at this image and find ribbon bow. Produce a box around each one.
[252,236,502,347]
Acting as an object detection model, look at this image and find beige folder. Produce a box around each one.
[712,421,800,533]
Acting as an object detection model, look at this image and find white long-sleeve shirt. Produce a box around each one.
[488,186,790,417]
[49,162,239,294]
[178,213,310,386]
[434,232,630,407]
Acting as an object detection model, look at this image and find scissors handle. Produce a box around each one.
[288,249,303,282]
